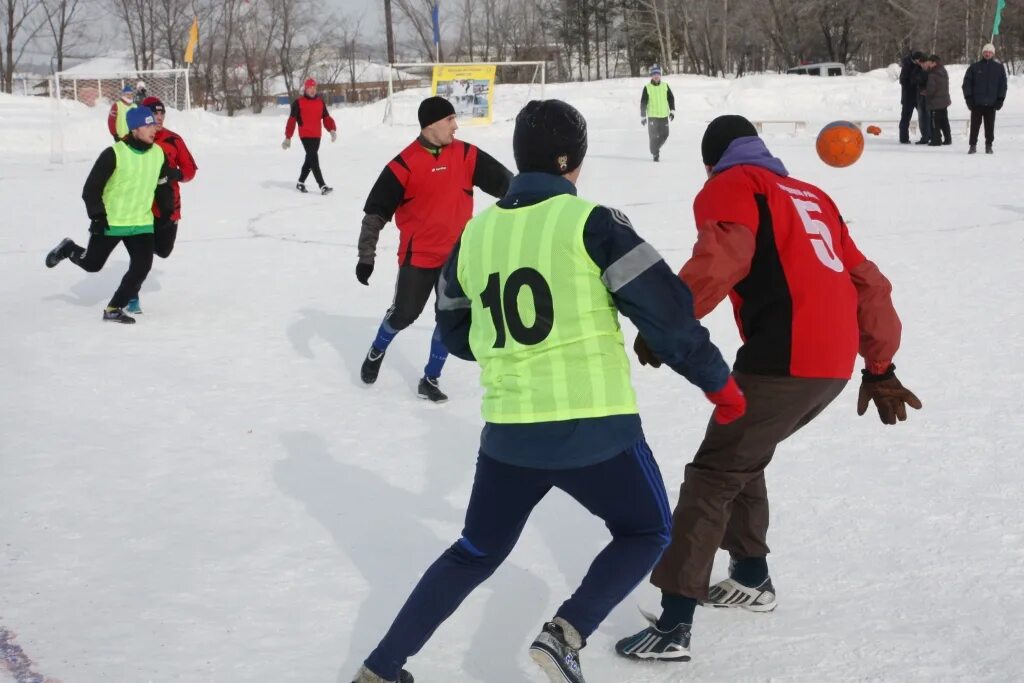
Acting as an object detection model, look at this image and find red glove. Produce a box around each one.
[705,376,746,425]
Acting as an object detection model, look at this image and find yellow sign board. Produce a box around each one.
[431,64,497,125]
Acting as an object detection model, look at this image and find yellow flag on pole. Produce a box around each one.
[184,17,199,64]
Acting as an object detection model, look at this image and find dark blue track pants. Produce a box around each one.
[364,439,672,679]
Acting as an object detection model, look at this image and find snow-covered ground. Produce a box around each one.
[2,67,1022,682]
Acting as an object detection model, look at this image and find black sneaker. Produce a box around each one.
[615,615,691,662]
[360,346,385,384]
[417,376,448,403]
[968,145,977,154]
[103,307,136,324]
[320,185,333,195]
[986,145,993,154]
[45,238,76,268]
[653,153,660,162]
[914,140,929,145]
[530,619,586,683]
[296,182,308,193]
[351,665,414,683]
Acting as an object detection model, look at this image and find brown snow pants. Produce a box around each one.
[650,372,847,599]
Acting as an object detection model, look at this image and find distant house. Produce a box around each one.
[270,61,427,106]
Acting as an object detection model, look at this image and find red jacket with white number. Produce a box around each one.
[681,151,901,379]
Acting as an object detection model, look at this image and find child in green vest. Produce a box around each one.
[640,65,676,162]
[46,106,173,324]
[349,100,743,683]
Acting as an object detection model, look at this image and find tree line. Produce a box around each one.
[2,0,1020,107]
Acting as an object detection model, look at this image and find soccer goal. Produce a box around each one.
[51,67,191,163]
[384,61,545,126]
[54,68,192,111]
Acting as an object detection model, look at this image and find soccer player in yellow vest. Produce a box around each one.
[349,100,745,683]
[107,84,138,142]
[641,64,675,162]
[46,106,173,324]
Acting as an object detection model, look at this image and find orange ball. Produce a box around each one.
[866,125,882,136]
[816,121,864,168]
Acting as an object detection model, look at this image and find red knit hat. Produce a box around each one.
[142,96,164,113]
[303,78,317,89]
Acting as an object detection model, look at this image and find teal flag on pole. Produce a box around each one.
[993,0,1007,36]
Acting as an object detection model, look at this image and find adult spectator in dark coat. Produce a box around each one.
[898,51,926,144]
[963,42,1008,154]
[924,55,952,146]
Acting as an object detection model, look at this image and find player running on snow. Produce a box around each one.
[355,96,512,402]
[282,77,337,195]
[121,96,199,314]
[46,106,173,324]
[617,115,921,664]
[349,99,741,683]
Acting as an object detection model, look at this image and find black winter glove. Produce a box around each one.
[166,168,184,181]
[966,99,974,111]
[857,364,922,425]
[633,333,662,369]
[356,261,374,286]
[669,112,675,121]
[641,117,647,126]
[996,99,1004,111]
[89,216,109,235]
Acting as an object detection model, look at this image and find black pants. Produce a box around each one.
[898,101,916,142]
[916,95,931,141]
[298,137,325,187]
[71,233,155,308]
[155,221,178,259]
[385,264,441,331]
[930,108,951,145]
[969,106,996,146]
[647,117,670,156]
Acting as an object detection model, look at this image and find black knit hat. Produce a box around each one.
[513,99,588,175]
[701,115,759,166]
[911,50,926,60]
[418,96,456,129]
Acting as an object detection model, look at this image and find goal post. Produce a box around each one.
[384,61,545,126]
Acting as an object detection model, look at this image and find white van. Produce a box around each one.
[786,62,846,76]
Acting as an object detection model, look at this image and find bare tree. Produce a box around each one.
[1,0,44,92]
[41,0,84,72]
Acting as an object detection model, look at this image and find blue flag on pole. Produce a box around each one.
[431,3,440,46]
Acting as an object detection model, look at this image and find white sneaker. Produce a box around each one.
[704,577,777,612]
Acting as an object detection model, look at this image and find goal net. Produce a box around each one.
[54,68,191,111]
[51,68,191,163]
[384,61,545,126]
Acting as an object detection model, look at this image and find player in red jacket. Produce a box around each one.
[120,96,198,315]
[616,116,922,662]
[283,78,336,195]
[356,96,512,402]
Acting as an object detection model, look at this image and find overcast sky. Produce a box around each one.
[342,0,384,34]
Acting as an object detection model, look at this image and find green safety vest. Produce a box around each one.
[645,82,670,118]
[102,141,164,236]
[457,194,638,424]
[115,100,137,139]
